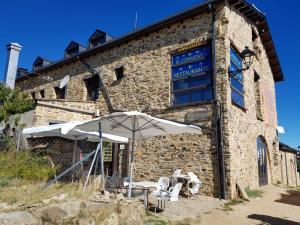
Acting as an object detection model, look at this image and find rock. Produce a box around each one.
[116,193,124,201]
[39,206,67,224]
[0,211,39,225]
[104,191,110,200]
[85,202,106,212]
[42,193,69,205]
[38,200,81,222]
[4,203,25,211]
[78,218,96,225]
[90,191,110,203]
[0,203,8,209]
[103,213,119,225]
[118,202,145,225]
[41,198,51,205]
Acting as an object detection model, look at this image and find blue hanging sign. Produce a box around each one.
[172,59,212,79]
[172,45,211,67]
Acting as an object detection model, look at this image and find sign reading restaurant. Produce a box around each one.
[171,42,213,105]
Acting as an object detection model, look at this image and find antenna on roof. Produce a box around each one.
[59,75,69,89]
[134,12,138,30]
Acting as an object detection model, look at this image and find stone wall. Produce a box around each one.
[33,99,96,126]
[218,4,280,198]
[279,151,299,187]
[16,12,219,196]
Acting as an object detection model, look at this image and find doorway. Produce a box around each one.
[257,136,268,186]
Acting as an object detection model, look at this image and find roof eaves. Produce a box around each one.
[279,142,299,153]
[16,0,219,82]
[227,0,284,82]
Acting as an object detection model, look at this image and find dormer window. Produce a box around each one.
[64,41,86,57]
[88,29,113,48]
[33,56,52,70]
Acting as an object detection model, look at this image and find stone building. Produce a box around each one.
[13,0,287,199]
[279,143,299,187]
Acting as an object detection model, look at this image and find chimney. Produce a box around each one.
[3,43,22,89]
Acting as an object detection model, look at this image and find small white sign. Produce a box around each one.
[277,126,285,134]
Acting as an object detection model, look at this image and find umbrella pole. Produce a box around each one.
[128,116,136,198]
[71,138,78,183]
[83,142,101,191]
[99,122,105,191]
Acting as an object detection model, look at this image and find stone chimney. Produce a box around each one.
[3,43,22,89]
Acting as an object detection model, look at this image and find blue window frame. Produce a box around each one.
[230,47,245,107]
[171,44,213,106]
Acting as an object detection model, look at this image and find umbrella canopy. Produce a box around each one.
[62,111,202,197]
[61,111,202,138]
[22,122,128,143]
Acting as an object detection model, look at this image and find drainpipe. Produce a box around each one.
[209,2,226,199]
[78,57,115,113]
[295,154,298,186]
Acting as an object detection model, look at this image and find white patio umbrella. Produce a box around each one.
[22,122,128,143]
[62,111,202,197]
[22,122,128,185]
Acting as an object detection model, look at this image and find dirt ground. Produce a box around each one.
[201,185,300,225]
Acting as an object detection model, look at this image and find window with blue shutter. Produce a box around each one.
[171,44,213,106]
[230,47,245,107]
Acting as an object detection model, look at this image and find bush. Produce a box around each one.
[0,151,57,182]
[0,135,15,151]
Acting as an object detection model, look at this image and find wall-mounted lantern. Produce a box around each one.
[229,46,255,77]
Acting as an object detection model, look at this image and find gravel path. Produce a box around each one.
[201,185,300,225]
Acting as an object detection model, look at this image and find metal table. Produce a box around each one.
[131,181,157,209]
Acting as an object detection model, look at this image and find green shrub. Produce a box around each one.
[0,151,57,181]
[0,135,16,152]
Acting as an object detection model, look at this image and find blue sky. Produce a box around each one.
[0,0,298,148]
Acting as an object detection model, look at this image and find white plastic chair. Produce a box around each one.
[173,169,182,176]
[187,172,202,196]
[171,169,182,186]
[151,176,170,197]
[155,183,183,218]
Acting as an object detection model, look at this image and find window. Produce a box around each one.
[31,92,36,100]
[85,75,99,101]
[254,72,263,119]
[230,47,245,108]
[90,36,106,47]
[252,28,258,41]
[171,44,213,106]
[39,90,45,98]
[54,86,65,99]
[115,66,124,80]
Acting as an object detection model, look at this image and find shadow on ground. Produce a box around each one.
[274,190,300,207]
[248,214,300,225]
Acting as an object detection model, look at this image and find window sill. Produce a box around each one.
[257,115,264,121]
[232,101,247,112]
[168,101,214,110]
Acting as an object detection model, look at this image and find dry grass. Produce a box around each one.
[0,179,89,205]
